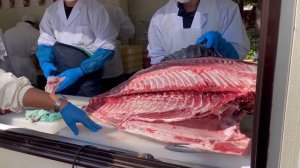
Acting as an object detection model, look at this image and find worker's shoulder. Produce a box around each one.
[152,1,175,19]
[4,24,38,38]
[44,1,59,13]
[85,0,106,10]
[3,26,16,35]
[215,0,239,10]
[101,3,122,15]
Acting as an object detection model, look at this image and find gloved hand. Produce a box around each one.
[56,67,84,92]
[61,103,102,135]
[41,62,57,79]
[196,31,239,59]
[36,45,55,78]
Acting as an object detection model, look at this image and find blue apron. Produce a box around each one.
[53,42,103,97]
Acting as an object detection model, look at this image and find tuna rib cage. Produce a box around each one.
[85,57,257,155]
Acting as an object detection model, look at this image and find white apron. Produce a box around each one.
[161,0,221,55]
[0,28,7,62]
[0,29,8,71]
[38,0,117,53]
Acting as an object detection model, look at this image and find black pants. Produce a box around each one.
[53,42,103,97]
[102,74,126,92]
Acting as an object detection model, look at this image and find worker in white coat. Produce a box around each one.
[0,28,8,71]
[37,0,118,96]
[98,0,135,91]
[4,14,40,86]
[0,37,101,135]
[147,0,250,64]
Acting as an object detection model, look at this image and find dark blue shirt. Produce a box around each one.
[177,3,197,29]
[64,3,73,19]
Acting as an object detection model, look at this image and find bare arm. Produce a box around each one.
[23,88,102,135]
[22,88,68,111]
[0,70,67,112]
[19,87,101,136]
[0,70,101,135]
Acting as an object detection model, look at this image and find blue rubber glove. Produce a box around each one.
[56,67,84,92]
[41,62,57,79]
[36,45,56,78]
[80,49,114,74]
[36,45,54,63]
[61,103,102,135]
[196,31,239,59]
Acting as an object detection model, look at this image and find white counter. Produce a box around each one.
[0,95,251,168]
[59,121,251,168]
[0,95,90,134]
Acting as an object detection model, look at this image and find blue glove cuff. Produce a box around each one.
[75,67,85,77]
[196,31,239,59]
[80,48,114,74]
[36,44,54,66]
[218,37,239,59]
[61,102,72,114]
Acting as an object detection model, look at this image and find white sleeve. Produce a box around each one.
[0,70,33,113]
[117,7,135,38]
[92,6,118,50]
[221,4,250,60]
[38,7,56,46]
[0,29,7,60]
[147,15,167,65]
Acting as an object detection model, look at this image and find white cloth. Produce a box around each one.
[101,2,135,39]
[99,1,135,78]
[4,22,39,86]
[0,69,33,113]
[38,0,118,53]
[0,28,7,62]
[147,0,250,64]
[102,41,124,78]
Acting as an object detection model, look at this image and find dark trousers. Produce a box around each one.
[102,74,126,92]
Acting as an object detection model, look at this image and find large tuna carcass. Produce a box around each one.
[85,57,257,156]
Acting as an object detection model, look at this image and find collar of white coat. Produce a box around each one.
[172,0,209,15]
[59,0,85,9]
[172,0,211,28]
[58,0,85,25]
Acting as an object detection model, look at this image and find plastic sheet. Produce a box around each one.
[162,43,223,61]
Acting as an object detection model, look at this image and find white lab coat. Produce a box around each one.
[38,0,118,54]
[99,1,135,78]
[0,28,7,60]
[4,22,39,86]
[0,69,33,113]
[147,0,250,64]
[0,28,8,71]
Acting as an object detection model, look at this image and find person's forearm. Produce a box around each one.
[36,44,54,65]
[22,88,68,111]
[80,49,114,74]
